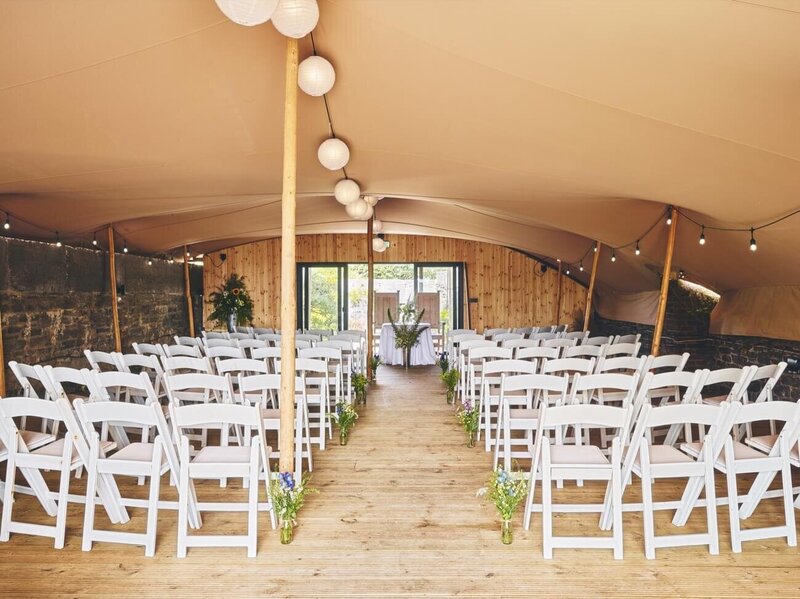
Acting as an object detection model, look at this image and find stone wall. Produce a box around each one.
[591,281,800,402]
[0,237,202,393]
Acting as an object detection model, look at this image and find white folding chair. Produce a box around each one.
[466,346,512,405]
[529,403,633,559]
[645,352,690,374]
[203,338,239,350]
[563,331,589,344]
[202,331,229,340]
[84,350,119,373]
[163,372,235,453]
[563,344,603,361]
[161,344,203,358]
[278,358,330,450]
[479,359,538,451]
[174,336,202,347]
[612,333,642,345]
[516,346,559,370]
[252,346,284,376]
[132,343,164,357]
[493,333,523,343]
[601,342,641,359]
[457,340,497,402]
[483,328,510,339]
[237,339,268,359]
[115,353,167,400]
[541,338,577,357]
[300,346,344,405]
[584,336,612,347]
[228,332,253,341]
[172,402,273,558]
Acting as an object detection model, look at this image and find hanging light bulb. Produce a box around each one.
[699,226,706,245]
[123,240,128,253]
[334,178,361,205]
[635,241,640,256]
[3,214,9,230]
[611,249,616,263]
[168,256,175,264]
[271,0,319,38]
[579,262,584,272]
[749,228,757,252]
[55,232,62,247]
[666,210,673,226]
[372,218,383,233]
[147,259,153,266]
[565,267,571,275]
[318,138,349,171]
[593,243,598,253]
[92,231,98,246]
[214,0,278,26]
[298,55,335,96]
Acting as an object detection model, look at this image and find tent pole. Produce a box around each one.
[107,226,122,352]
[279,37,299,475]
[652,207,678,356]
[366,218,374,380]
[183,245,195,338]
[583,243,601,332]
[555,260,563,327]
[0,302,6,397]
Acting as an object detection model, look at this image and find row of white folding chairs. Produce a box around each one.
[508,391,800,560]
[0,380,279,557]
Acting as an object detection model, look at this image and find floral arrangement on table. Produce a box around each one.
[368,354,382,384]
[456,398,480,447]
[441,368,459,405]
[388,304,428,369]
[207,273,254,329]
[477,466,528,544]
[330,401,359,445]
[270,470,318,544]
[351,371,369,405]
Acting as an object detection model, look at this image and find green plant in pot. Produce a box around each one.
[351,371,369,406]
[330,401,359,445]
[207,273,255,332]
[388,304,428,369]
[441,368,459,405]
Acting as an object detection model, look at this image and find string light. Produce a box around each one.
[3,214,9,230]
[565,267,570,275]
[92,232,98,246]
[123,240,128,253]
[579,262,584,272]
[147,259,153,266]
[699,226,706,245]
[749,228,757,252]
[611,249,616,263]
[593,243,598,253]
[55,232,62,247]
[634,241,640,256]
[168,256,175,264]
[666,213,672,226]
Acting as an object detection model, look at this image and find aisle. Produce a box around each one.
[1,366,798,597]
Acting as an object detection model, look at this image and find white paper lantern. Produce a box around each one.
[345,198,370,219]
[298,56,335,96]
[358,204,374,221]
[372,218,383,233]
[318,138,349,170]
[214,0,278,26]
[364,195,379,207]
[334,178,360,205]
[272,0,319,38]
[372,236,387,252]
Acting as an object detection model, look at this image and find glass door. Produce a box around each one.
[298,264,347,331]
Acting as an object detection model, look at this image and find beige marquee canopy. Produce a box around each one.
[1,0,799,337]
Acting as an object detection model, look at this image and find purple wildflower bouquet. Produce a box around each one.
[456,398,479,434]
[269,470,318,527]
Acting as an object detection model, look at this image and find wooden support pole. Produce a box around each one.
[366,218,374,379]
[555,260,563,326]
[279,37,299,475]
[107,226,122,352]
[0,302,6,397]
[652,207,679,356]
[183,245,195,338]
[583,243,601,332]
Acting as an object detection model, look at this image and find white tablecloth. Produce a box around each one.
[379,323,437,366]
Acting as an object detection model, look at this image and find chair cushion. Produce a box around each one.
[681,440,763,467]
[33,438,115,465]
[508,408,539,419]
[747,434,799,461]
[549,445,609,466]
[192,445,252,464]
[108,442,167,464]
[637,445,695,467]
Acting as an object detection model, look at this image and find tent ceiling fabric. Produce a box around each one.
[1,0,799,295]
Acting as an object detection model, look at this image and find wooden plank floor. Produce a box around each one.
[1,365,799,597]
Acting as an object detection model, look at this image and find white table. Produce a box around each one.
[379,323,437,366]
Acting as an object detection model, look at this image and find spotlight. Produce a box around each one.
[749,228,757,252]
[699,226,706,245]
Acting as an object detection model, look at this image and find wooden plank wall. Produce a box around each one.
[203,234,586,331]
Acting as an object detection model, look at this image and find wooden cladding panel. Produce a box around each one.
[203,234,586,331]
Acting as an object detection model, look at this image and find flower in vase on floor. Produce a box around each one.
[269,470,318,544]
[441,368,459,404]
[456,398,479,446]
[477,466,528,544]
[368,354,382,383]
[351,371,369,405]
[330,401,359,444]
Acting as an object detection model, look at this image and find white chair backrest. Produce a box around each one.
[299,346,342,362]
[493,333,523,343]
[516,346,559,364]
[459,339,496,354]
[205,345,246,360]
[174,336,202,347]
[8,361,47,398]
[132,342,163,357]
[216,358,269,377]
[161,344,202,358]
[203,338,239,349]
[161,356,213,375]
[451,333,483,344]
[500,373,570,406]
[541,357,595,378]
[85,370,158,404]
[502,338,539,351]
[596,355,647,375]
[228,332,253,341]
[749,362,787,403]
[295,339,313,350]
[602,342,641,358]
[563,331,589,343]
[252,327,273,335]
[531,332,557,342]
[482,359,539,377]
[236,339,268,358]
[202,331,229,340]
[115,352,164,376]
[700,366,756,401]
[84,350,119,373]
[570,372,639,406]
[468,346,513,362]
[42,365,93,400]
[306,329,333,338]
[632,369,708,414]
[646,352,690,373]
[542,338,578,352]
[584,336,612,347]
[613,333,641,345]
[296,334,321,343]
[164,372,234,401]
[562,344,603,359]
[484,328,510,338]
[237,373,305,407]
[252,346,283,361]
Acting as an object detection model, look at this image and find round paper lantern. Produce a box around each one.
[271,0,319,38]
[364,195,379,207]
[334,178,360,205]
[298,56,335,96]
[345,198,370,219]
[214,0,278,26]
[358,204,374,221]
[372,218,383,233]
[372,236,386,252]
[318,138,349,170]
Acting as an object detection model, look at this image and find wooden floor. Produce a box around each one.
[1,365,799,598]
